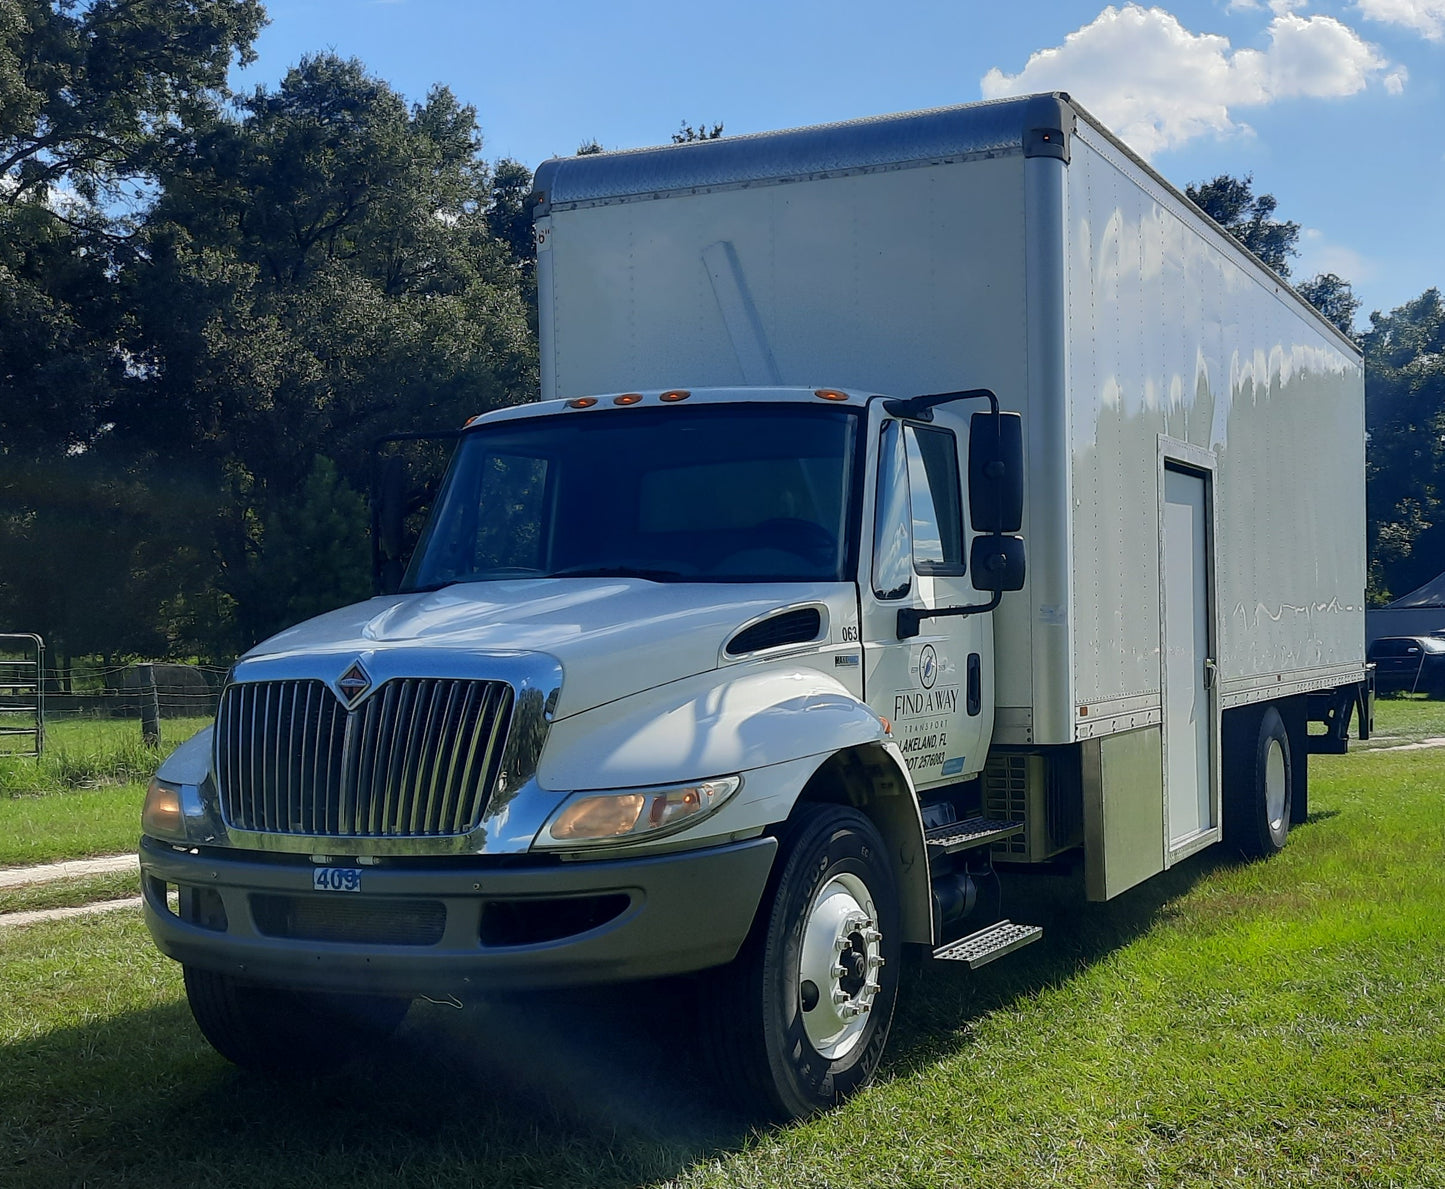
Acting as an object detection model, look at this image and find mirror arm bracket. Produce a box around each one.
[883,387,999,423]
[897,591,1003,640]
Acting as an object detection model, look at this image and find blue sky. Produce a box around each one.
[237,1,1442,322]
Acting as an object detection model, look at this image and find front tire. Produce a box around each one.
[1224,705,1292,858]
[701,803,901,1120]
[183,966,410,1073]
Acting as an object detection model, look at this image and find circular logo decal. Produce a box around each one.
[919,644,938,690]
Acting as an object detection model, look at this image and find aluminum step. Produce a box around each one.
[924,816,1023,854]
[932,920,1042,969]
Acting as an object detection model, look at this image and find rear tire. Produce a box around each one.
[183,966,410,1073]
[700,803,901,1120]
[1224,705,1292,859]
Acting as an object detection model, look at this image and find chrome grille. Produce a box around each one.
[216,678,514,837]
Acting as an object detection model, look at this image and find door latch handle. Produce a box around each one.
[1203,658,1217,690]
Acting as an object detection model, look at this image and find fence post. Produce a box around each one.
[137,663,161,747]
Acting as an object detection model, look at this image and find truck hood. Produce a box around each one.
[238,578,850,719]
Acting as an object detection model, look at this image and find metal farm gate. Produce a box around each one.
[0,633,45,757]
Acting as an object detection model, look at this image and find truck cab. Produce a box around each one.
[142,384,1027,1119]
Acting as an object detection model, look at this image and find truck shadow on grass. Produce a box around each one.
[1,839,1304,1188]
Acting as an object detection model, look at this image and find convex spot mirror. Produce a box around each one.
[968,411,1023,534]
[970,535,1026,592]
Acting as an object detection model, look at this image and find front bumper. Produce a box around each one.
[140,834,776,995]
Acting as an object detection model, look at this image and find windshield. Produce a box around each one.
[403,404,861,589]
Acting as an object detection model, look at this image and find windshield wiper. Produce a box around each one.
[546,564,691,582]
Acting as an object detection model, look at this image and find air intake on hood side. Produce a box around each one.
[725,608,824,657]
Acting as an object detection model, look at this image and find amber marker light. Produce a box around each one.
[881,716,893,734]
[815,388,850,401]
[613,393,644,405]
[566,397,599,409]
[659,389,691,402]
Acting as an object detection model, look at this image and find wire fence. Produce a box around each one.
[0,654,230,757]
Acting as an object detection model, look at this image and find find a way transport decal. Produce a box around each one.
[891,643,964,779]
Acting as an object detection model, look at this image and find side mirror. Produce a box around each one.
[968,411,1023,534]
[970,535,1026,592]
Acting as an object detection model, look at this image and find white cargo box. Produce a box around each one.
[532,93,1367,750]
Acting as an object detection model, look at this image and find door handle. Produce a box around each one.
[1203,658,1217,690]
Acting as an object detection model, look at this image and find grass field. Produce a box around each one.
[0,870,138,916]
[0,717,209,867]
[1,700,1442,1187]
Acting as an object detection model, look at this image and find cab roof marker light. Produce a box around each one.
[567,397,599,409]
[815,389,850,402]
[659,389,691,402]
[613,393,644,405]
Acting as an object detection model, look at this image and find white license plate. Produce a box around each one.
[312,867,362,893]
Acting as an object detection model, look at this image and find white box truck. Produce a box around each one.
[140,93,1371,1119]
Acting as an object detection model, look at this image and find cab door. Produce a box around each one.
[860,403,993,790]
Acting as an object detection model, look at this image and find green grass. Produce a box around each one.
[0,701,1442,1187]
[0,869,138,916]
[0,788,148,868]
[1358,692,1445,747]
[0,717,209,868]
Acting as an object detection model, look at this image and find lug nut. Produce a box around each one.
[862,928,883,944]
[869,955,886,969]
[830,963,847,979]
[831,988,851,1006]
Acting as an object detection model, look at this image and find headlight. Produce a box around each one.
[142,777,186,841]
[535,776,742,847]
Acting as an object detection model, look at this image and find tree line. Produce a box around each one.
[1,1,1440,668]
[1,0,539,666]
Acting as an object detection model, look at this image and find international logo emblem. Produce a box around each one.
[919,644,938,690]
[336,660,372,705]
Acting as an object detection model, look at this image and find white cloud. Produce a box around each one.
[1385,65,1409,92]
[1355,0,1445,40]
[1297,228,1376,283]
[980,5,1395,157]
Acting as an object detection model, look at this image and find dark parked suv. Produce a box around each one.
[1368,635,1445,697]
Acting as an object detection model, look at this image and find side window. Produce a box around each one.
[475,453,549,572]
[904,425,966,575]
[872,422,913,599]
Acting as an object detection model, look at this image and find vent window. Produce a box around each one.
[725,608,823,656]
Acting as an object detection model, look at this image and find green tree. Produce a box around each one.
[1,0,263,207]
[0,0,265,663]
[486,157,536,275]
[1361,288,1445,603]
[125,55,536,651]
[259,456,372,631]
[672,120,723,143]
[1185,173,1299,277]
[1296,272,1362,339]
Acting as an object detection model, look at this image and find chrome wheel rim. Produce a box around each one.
[797,872,883,1059]
[1265,737,1287,833]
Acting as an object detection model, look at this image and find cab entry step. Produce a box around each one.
[932,920,1042,969]
[924,816,1024,855]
